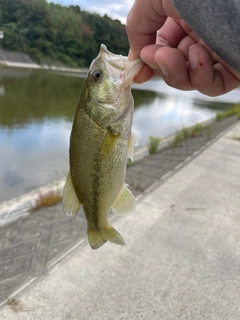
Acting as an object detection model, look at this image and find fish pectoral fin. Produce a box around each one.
[111,183,136,215]
[62,172,81,217]
[87,224,125,250]
[101,130,120,159]
[127,131,139,162]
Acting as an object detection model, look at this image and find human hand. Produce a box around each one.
[126,0,240,96]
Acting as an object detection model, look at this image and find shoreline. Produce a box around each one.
[0,59,88,74]
[0,117,216,227]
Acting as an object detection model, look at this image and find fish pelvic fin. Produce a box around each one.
[111,183,136,215]
[62,172,81,217]
[87,224,125,250]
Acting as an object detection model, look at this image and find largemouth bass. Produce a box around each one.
[62,44,143,250]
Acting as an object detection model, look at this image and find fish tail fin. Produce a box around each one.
[87,228,107,250]
[104,224,125,247]
[87,224,125,250]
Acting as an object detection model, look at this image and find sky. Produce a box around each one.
[48,0,135,24]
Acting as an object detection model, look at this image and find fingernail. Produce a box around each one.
[149,64,158,71]
[189,52,199,69]
[155,60,169,76]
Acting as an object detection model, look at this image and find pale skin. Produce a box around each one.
[126,0,240,97]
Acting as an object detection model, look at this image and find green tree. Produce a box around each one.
[0,0,129,67]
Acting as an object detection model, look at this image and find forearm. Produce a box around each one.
[172,0,240,72]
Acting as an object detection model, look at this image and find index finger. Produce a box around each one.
[126,0,180,60]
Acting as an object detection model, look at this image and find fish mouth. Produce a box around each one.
[100,44,143,89]
[99,44,128,71]
[123,59,143,88]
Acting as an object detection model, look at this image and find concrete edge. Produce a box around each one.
[0,60,88,73]
[0,179,65,227]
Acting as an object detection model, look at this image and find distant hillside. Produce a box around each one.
[0,0,129,67]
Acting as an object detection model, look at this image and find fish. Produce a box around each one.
[62,44,143,250]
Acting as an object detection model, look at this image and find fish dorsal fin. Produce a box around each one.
[62,172,81,217]
[111,183,136,215]
[127,131,139,161]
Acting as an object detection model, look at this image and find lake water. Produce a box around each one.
[0,67,239,202]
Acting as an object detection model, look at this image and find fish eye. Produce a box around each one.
[92,69,102,81]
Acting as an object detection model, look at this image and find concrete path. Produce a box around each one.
[1,121,240,319]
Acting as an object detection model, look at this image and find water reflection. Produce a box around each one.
[0,68,238,202]
[0,69,80,127]
[132,95,217,146]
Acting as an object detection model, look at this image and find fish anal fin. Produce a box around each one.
[111,183,136,215]
[87,224,125,250]
[62,172,81,217]
[127,131,138,161]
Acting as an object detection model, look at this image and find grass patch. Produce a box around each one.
[216,105,240,121]
[34,191,62,210]
[171,123,208,147]
[171,130,184,147]
[148,136,161,154]
[181,127,190,139]
[171,127,192,147]
[190,123,202,137]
